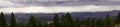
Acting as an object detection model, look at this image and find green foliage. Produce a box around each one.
[37,21,42,27]
[1,12,120,27]
[115,13,120,25]
[75,18,81,27]
[91,18,96,27]
[60,15,66,27]
[104,14,112,27]
[61,13,73,27]
[17,22,25,27]
[43,23,53,27]
[10,13,16,27]
[0,12,8,27]
[27,15,37,27]
[96,19,104,27]
[53,13,60,27]
[85,17,91,27]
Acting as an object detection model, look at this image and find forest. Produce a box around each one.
[0,12,120,27]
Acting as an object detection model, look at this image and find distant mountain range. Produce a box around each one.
[4,10,120,22]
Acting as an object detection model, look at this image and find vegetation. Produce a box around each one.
[0,12,8,27]
[0,12,120,27]
[10,13,16,27]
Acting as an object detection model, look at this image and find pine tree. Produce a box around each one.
[10,13,16,27]
[80,20,86,27]
[115,13,120,24]
[27,15,37,27]
[85,17,91,27]
[104,14,112,27]
[61,13,73,27]
[53,13,60,27]
[0,12,8,27]
[60,15,66,27]
[64,13,73,27]
[75,18,81,27]
[96,19,104,27]
[91,18,96,27]
[37,21,42,27]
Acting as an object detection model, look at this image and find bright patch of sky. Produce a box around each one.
[0,5,120,13]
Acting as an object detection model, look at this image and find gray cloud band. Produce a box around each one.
[9,0,120,6]
[0,0,120,9]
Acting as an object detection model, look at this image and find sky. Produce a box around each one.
[0,0,120,13]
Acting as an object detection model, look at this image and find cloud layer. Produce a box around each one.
[0,0,120,13]
[1,0,120,8]
[0,5,120,13]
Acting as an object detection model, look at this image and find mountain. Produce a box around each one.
[4,10,120,22]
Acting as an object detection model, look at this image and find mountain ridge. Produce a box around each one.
[4,10,120,22]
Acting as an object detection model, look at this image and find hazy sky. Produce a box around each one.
[0,0,120,13]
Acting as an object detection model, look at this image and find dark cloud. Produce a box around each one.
[8,0,120,6]
[0,0,119,8]
[10,0,41,4]
[10,0,101,4]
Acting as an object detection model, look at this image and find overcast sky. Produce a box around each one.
[0,0,120,13]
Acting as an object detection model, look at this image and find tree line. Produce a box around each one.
[0,12,120,27]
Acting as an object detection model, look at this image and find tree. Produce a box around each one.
[91,18,96,27]
[115,13,120,24]
[27,15,37,27]
[64,13,73,27]
[53,13,60,27]
[96,19,104,27]
[75,18,81,27]
[37,21,42,27]
[60,15,66,27]
[43,23,53,27]
[61,13,73,27]
[18,22,25,27]
[80,20,86,27]
[104,14,112,27]
[0,12,8,27]
[85,17,91,27]
[10,13,16,27]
